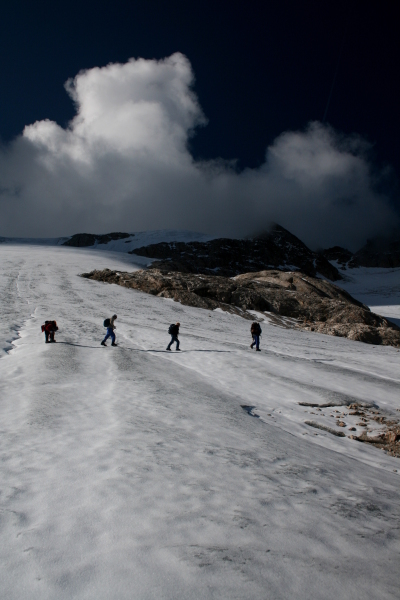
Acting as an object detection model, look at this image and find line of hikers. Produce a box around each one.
[41,315,262,351]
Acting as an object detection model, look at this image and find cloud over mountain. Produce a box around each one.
[0,52,397,249]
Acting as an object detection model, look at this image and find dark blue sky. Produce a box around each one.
[1,0,399,201]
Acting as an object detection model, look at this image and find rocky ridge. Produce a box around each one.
[130,224,341,281]
[322,231,400,269]
[350,235,400,268]
[81,267,400,346]
[64,232,131,247]
[321,246,354,266]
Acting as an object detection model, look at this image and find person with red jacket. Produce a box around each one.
[41,320,58,343]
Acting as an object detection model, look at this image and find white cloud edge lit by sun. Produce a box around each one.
[0,52,397,250]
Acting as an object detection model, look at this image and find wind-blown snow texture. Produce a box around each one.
[0,244,399,600]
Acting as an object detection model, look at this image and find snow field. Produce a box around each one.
[0,245,399,599]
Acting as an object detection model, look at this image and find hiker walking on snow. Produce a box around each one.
[166,322,180,351]
[250,321,262,351]
[101,314,118,346]
[42,320,58,343]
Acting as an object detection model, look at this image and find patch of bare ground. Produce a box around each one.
[81,267,400,347]
[302,402,400,458]
[347,403,400,458]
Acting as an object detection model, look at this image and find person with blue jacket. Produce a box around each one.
[101,314,117,346]
[250,321,262,351]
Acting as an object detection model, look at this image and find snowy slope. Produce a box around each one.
[0,244,399,600]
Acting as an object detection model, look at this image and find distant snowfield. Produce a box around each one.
[0,243,399,600]
[333,263,400,328]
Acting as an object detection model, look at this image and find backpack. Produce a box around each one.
[168,324,177,335]
[41,320,58,332]
[104,318,111,328]
[251,322,261,335]
[42,320,50,332]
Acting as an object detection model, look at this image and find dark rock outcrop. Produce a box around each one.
[64,232,131,247]
[320,246,354,266]
[130,224,341,281]
[349,234,400,268]
[321,232,400,269]
[81,267,400,347]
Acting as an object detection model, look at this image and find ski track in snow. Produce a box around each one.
[0,245,399,600]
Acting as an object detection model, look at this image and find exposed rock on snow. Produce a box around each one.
[345,403,400,458]
[130,224,341,281]
[64,232,131,247]
[305,421,346,437]
[81,268,400,346]
[302,400,400,457]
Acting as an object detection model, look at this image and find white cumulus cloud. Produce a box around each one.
[0,52,397,250]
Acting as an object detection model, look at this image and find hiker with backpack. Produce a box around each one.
[101,314,118,347]
[166,322,180,351]
[41,320,58,343]
[250,321,262,351]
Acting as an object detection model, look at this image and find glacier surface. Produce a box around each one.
[0,243,399,599]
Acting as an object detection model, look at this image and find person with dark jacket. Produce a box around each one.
[42,320,58,343]
[101,314,118,346]
[166,322,180,351]
[250,321,262,351]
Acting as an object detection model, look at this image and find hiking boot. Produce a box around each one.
[176,348,181,351]
[166,347,171,351]
[256,348,261,351]
[111,342,118,347]
[101,341,107,346]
